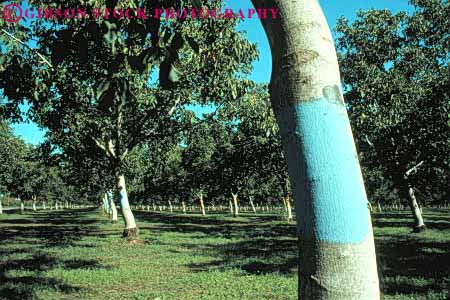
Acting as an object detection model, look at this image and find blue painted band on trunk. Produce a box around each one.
[119,191,127,209]
[279,95,370,244]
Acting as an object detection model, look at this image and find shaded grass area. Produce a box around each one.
[0,208,449,300]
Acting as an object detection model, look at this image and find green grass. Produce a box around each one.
[0,208,449,300]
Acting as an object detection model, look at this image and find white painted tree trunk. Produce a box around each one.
[232,193,239,218]
[108,192,118,224]
[0,198,3,214]
[102,194,109,214]
[249,196,257,214]
[55,202,59,210]
[251,0,380,299]
[117,175,138,238]
[168,200,173,213]
[286,196,293,222]
[408,187,426,232]
[282,196,288,216]
[32,198,37,212]
[228,199,234,215]
[199,193,206,216]
[182,201,187,214]
[20,199,24,214]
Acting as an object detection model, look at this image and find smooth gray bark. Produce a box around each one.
[117,175,138,237]
[232,193,239,218]
[182,201,187,214]
[251,0,380,299]
[408,187,426,232]
[249,196,257,214]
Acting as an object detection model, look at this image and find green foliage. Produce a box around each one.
[0,122,81,203]
[0,0,259,205]
[335,2,450,205]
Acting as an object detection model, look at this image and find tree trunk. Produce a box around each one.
[408,187,426,232]
[199,193,206,216]
[32,196,37,212]
[0,197,3,214]
[282,196,288,216]
[103,194,109,214]
[286,196,293,222]
[168,200,173,213]
[108,191,118,224]
[232,193,239,218]
[117,175,138,238]
[249,196,257,214]
[182,201,187,214]
[20,198,24,214]
[251,0,380,299]
[228,199,234,215]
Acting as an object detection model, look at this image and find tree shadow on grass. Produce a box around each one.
[0,208,116,248]
[0,252,108,300]
[375,211,450,298]
[0,253,105,300]
[135,211,295,238]
[135,211,299,276]
[0,208,111,300]
[185,237,298,276]
[372,210,450,231]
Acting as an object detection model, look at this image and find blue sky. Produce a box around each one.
[11,0,412,144]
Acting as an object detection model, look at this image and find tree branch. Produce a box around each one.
[405,160,424,177]
[1,29,53,68]
[92,137,108,155]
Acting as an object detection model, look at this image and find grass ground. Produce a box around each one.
[0,208,449,300]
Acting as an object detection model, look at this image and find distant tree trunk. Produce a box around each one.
[168,200,173,213]
[199,192,206,216]
[32,196,37,211]
[408,187,426,232]
[249,196,257,214]
[282,196,288,216]
[251,0,380,299]
[0,197,3,214]
[117,174,138,238]
[182,201,187,214]
[377,201,382,212]
[108,191,118,224]
[103,194,109,214]
[20,198,24,214]
[285,195,293,222]
[228,199,234,215]
[232,193,239,218]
